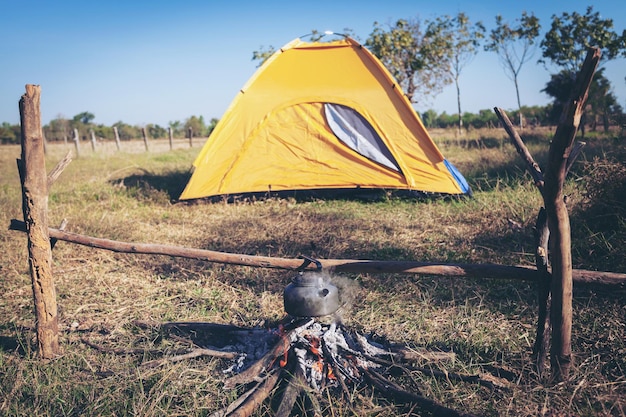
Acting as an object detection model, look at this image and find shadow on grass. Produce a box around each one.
[0,324,29,356]
[114,169,192,202]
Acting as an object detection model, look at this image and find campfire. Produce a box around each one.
[161,314,503,417]
[84,257,510,417]
[153,259,508,417]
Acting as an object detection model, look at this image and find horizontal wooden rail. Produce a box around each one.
[9,219,626,286]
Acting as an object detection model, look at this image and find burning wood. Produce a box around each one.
[159,316,498,417]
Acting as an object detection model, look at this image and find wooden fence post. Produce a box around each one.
[168,127,173,150]
[142,127,149,151]
[188,127,193,147]
[18,84,60,359]
[494,47,600,382]
[73,128,80,157]
[90,129,97,151]
[113,126,121,151]
[544,48,600,381]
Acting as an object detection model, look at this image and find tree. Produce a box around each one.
[45,115,70,141]
[252,45,276,68]
[206,117,219,136]
[365,18,455,106]
[421,109,439,128]
[184,115,207,137]
[147,124,167,139]
[540,7,626,132]
[542,68,622,133]
[112,121,139,140]
[435,12,485,133]
[73,111,95,125]
[540,6,626,72]
[485,12,541,128]
[168,120,183,137]
[0,122,20,144]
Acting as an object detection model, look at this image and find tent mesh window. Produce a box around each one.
[324,103,400,172]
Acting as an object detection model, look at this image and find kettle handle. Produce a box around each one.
[297,255,322,272]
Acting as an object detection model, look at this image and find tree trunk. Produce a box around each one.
[456,77,462,135]
[18,84,60,359]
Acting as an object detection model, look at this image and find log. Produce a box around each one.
[18,84,60,359]
[227,369,281,417]
[8,220,626,286]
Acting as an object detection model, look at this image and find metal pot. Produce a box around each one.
[283,256,339,317]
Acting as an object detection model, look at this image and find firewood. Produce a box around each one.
[223,320,312,389]
[226,369,281,417]
[140,347,238,368]
[361,367,478,417]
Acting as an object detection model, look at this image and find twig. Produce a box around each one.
[364,353,496,390]
[141,347,239,368]
[388,344,456,362]
[80,338,163,355]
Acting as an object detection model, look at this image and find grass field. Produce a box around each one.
[0,129,625,416]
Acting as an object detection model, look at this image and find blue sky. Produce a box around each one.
[1,0,624,127]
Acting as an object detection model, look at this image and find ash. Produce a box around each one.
[222,316,384,392]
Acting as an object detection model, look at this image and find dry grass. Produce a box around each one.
[0,131,624,416]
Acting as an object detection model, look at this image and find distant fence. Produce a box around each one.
[41,126,202,156]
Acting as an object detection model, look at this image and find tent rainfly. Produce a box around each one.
[179,36,471,201]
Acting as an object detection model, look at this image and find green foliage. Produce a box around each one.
[421,109,439,128]
[73,111,95,125]
[112,121,140,140]
[251,44,276,67]
[184,115,207,137]
[365,18,454,104]
[540,6,626,71]
[147,124,167,139]
[542,68,623,131]
[0,122,20,144]
[168,120,183,137]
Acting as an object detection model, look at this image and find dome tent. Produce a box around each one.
[179,35,470,201]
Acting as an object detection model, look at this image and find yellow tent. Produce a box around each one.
[179,36,470,201]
